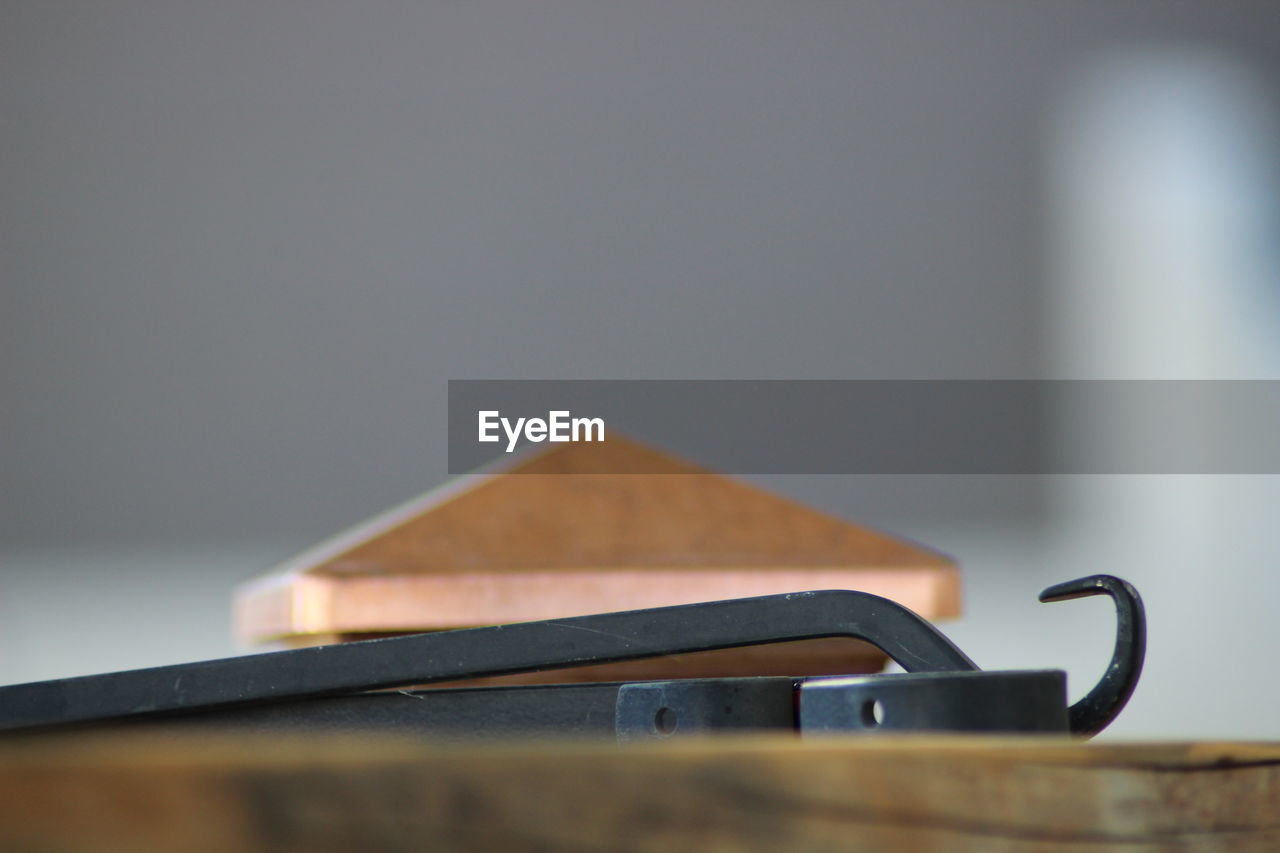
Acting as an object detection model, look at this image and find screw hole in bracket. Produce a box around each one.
[654,706,678,736]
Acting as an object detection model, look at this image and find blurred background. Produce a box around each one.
[3,1,1279,738]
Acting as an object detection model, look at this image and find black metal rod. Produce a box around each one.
[0,589,976,731]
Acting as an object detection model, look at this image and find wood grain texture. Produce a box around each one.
[234,435,960,687]
[2,733,1277,852]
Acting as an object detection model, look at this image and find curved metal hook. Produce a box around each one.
[1039,574,1146,737]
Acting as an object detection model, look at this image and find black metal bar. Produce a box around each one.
[0,589,977,731]
[798,671,1069,734]
[85,673,1073,739]
[133,683,632,739]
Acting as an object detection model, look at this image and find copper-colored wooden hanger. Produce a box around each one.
[235,434,961,684]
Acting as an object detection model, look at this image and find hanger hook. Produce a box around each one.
[1039,574,1146,737]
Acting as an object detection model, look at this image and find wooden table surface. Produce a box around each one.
[2,732,1277,852]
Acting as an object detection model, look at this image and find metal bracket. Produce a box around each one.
[0,575,1145,738]
[615,679,797,742]
[798,670,1069,734]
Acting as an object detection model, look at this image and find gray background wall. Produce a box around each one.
[7,0,1279,545]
